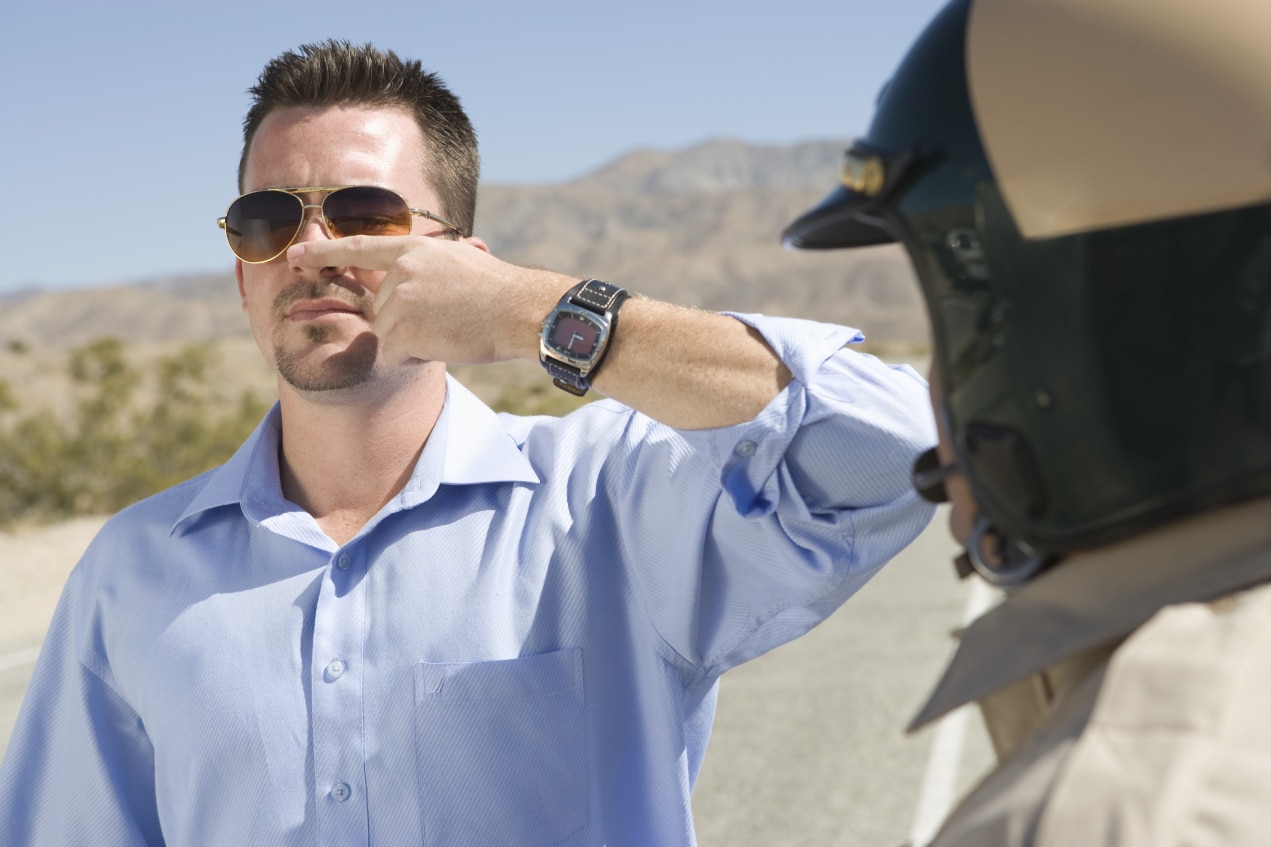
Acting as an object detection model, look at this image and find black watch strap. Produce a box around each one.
[571,279,627,314]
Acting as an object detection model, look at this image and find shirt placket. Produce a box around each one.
[311,544,369,845]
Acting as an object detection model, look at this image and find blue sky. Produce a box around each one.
[1,0,947,293]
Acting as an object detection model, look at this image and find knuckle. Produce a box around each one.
[389,255,415,276]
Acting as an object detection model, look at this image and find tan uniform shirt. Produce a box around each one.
[910,498,1271,846]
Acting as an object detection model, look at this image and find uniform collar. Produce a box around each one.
[909,497,1271,731]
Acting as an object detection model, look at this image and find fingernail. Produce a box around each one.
[286,244,305,261]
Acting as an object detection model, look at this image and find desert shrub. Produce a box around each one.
[0,339,611,527]
[0,339,267,527]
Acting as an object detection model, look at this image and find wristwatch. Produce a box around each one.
[539,279,630,396]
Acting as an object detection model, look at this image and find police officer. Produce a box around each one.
[785,0,1271,843]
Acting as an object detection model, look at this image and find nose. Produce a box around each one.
[288,201,345,280]
[294,202,333,242]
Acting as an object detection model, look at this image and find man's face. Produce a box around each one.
[236,104,441,395]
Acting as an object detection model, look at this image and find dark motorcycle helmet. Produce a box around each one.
[785,0,1271,579]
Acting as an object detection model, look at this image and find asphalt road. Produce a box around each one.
[1,510,992,845]
[692,512,995,846]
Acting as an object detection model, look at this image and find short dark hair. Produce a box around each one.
[239,40,480,236]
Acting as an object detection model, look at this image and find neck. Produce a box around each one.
[276,362,447,545]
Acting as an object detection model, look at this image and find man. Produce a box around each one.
[784,0,1271,843]
[0,41,935,844]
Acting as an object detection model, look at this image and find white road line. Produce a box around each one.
[0,647,42,674]
[908,578,997,847]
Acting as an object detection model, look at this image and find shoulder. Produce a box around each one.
[74,467,222,580]
[100,467,220,537]
[1033,579,1271,845]
[1109,577,1271,705]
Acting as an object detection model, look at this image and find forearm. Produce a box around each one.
[505,270,793,430]
[590,297,792,429]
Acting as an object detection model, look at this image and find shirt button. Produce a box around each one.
[734,440,757,457]
[337,553,351,570]
[325,659,346,681]
[331,781,352,802]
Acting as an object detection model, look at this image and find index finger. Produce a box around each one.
[285,234,412,272]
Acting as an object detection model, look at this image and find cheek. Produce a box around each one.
[944,475,978,545]
[241,282,274,323]
[926,366,982,548]
[236,271,285,347]
[935,424,979,545]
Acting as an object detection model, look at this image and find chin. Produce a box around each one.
[274,333,381,393]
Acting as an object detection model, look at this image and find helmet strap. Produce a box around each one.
[964,514,1050,587]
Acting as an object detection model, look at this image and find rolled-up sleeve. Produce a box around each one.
[622,313,937,678]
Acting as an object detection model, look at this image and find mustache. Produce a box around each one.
[271,280,374,320]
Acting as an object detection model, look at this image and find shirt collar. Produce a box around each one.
[909,496,1271,731]
[171,374,539,534]
[407,375,540,507]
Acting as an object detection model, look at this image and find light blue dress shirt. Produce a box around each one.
[0,314,936,846]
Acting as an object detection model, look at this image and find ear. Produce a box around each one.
[235,259,247,309]
[461,235,491,254]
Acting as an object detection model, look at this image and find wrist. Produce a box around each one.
[538,279,630,396]
[496,269,576,362]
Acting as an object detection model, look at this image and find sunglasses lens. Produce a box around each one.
[324,186,413,238]
[224,191,304,263]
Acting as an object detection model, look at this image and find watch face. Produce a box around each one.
[549,311,604,359]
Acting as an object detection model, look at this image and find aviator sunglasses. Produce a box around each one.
[217,185,463,264]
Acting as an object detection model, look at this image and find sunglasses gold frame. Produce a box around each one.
[217,185,464,263]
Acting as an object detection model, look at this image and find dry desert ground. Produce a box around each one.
[0,516,106,650]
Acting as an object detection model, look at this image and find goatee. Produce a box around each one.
[271,280,379,392]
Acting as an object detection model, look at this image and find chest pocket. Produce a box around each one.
[413,648,589,845]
